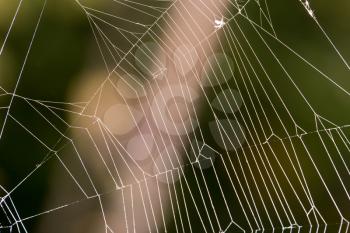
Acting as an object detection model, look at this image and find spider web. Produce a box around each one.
[0,0,349,232]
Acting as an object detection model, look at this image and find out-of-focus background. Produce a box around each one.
[0,0,350,232]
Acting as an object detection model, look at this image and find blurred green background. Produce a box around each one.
[0,0,350,232]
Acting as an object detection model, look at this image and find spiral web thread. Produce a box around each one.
[0,0,350,232]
